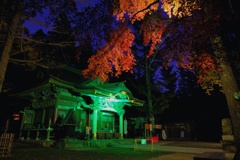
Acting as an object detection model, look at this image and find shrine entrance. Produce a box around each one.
[13,66,144,141]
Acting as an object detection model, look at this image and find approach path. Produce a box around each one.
[117,140,224,154]
[116,140,225,160]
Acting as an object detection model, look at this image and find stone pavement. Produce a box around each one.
[116,140,224,154]
[115,140,226,160]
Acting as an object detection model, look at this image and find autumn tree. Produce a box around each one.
[81,0,240,158]
[159,1,240,158]
[126,19,197,134]
[81,0,201,131]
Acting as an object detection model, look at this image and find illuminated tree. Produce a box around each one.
[81,0,240,158]
[81,0,201,133]
[82,24,135,82]
[82,0,201,81]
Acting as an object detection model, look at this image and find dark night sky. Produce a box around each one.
[24,1,99,34]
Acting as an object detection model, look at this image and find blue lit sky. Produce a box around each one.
[24,0,100,34]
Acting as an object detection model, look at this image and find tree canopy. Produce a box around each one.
[77,2,240,158]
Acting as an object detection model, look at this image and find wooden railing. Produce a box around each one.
[0,133,14,157]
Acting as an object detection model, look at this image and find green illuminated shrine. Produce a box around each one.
[15,66,144,141]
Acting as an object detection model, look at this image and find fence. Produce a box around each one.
[162,121,195,140]
[0,133,15,157]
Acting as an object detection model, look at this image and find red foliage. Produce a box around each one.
[140,14,166,57]
[114,0,159,23]
[193,52,221,84]
[82,0,205,83]
[82,26,135,82]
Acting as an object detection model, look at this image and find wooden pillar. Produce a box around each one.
[54,108,58,124]
[113,114,115,132]
[41,108,46,126]
[35,130,39,140]
[26,131,30,140]
[92,108,98,140]
[118,109,125,139]
[46,119,52,141]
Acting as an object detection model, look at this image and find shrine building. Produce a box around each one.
[13,66,144,141]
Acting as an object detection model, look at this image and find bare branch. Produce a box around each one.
[9,57,43,63]
[16,36,75,47]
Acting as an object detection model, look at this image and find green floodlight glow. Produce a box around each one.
[101,107,116,112]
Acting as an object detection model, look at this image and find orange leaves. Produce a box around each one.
[193,52,222,94]
[161,0,201,18]
[194,52,219,83]
[114,0,159,23]
[161,0,180,18]
[82,0,202,83]
[177,53,194,70]
[114,0,201,22]
[82,27,136,82]
[140,15,166,57]
[161,51,222,95]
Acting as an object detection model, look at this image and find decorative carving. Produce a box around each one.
[101,101,125,113]
[32,99,56,109]
[57,99,77,107]
[28,87,55,101]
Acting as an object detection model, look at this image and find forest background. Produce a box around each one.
[0,0,240,159]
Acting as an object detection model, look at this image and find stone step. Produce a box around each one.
[193,152,225,160]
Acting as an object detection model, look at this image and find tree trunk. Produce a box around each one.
[0,1,22,92]
[220,64,240,160]
[145,58,155,136]
[212,35,240,160]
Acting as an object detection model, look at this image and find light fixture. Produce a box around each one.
[234,91,240,100]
